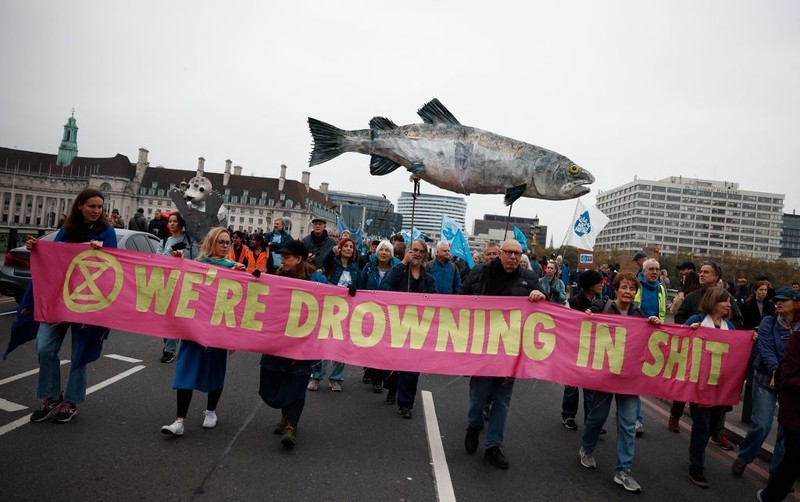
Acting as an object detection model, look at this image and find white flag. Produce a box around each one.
[564,198,609,250]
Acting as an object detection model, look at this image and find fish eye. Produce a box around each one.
[568,164,581,175]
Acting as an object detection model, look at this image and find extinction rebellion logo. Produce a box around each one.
[62,249,123,313]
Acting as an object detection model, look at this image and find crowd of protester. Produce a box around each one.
[25,196,800,500]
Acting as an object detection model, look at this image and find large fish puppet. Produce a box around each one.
[308,98,594,204]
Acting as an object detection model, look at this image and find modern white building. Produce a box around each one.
[396,192,466,239]
[595,176,783,260]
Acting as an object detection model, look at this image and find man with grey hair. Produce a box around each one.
[264,217,291,272]
[425,240,461,294]
[462,239,546,469]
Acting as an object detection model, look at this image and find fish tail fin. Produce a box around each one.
[308,118,345,166]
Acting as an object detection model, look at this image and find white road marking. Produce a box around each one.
[0,361,71,386]
[0,398,27,412]
[103,354,143,363]
[0,365,146,437]
[422,390,456,502]
[0,311,18,316]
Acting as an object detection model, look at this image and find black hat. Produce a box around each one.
[676,261,696,271]
[578,270,604,291]
[111,208,119,214]
[773,286,800,301]
[311,217,326,224]
[632,251,647,262]
[278,240,308,259]
[137,208,144,214]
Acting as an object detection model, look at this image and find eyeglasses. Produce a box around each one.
[501,249,523,257]
[217,240,231,246]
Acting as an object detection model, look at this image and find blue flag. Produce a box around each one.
[336,219,363,244]
[513,225,529,252]
[450,229,475,268]
[440,215,461,242]
[400,227,423,244]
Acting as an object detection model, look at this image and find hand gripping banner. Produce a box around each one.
[32,242,753,405]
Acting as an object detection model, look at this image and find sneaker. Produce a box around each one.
[372,383,383,393]
[273,414,288,435]
[668,415,680,433]
[731,460,747,477]
[30,393,64,423]
[484,446,509,469]
[330,381,343,392]
[52,402,77,423]
[307,379,320,391]
[710,432,734,451]
[465,427,481,454]
[688,472,710,488]
[614,469,642,493]
[579,447,597,469]
[161,419,185,436]
[563,418,578,430]
[160,351,175,363]
[385,391,396,405]
[635,419,645,437]
[281,423,297,449]
[202,410,217,429]
[398,407,412,419]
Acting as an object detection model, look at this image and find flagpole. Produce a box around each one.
[503,204,513,241]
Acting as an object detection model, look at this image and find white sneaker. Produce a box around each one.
[161,419,185,436]
[579,447,597,469]
[614,469,642,493]
[330,381,343,392]
[202,410,217,429]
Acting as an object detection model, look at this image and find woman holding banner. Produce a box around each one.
[28,188,117,424]
[579,272,662,494]
[356,239,400,393]
[161,227,246,437]
[307,237,359,392]
[259,239,328,448]
[684,287,737,489]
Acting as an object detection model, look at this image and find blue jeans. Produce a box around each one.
[468,376,515,449]
[581,391,637,471]
[163,338,178,353]
[36,323,87,404]
[689,404,724,475]
[561,386,594,421]
[736,374,785,473]
[310,360,345,382]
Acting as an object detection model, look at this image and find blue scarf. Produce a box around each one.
[638,272,660,317]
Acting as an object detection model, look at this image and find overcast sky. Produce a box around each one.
[2,1,798,245]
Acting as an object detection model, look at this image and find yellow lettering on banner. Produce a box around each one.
[210,278,243,327]
[318,295,349,340]
[436,308,470,353]
[690,337,703,383]
[589,323,626,374]
[387,305,435,349]
[663,334,692,380]
[350,302,386,348]
[641,331,670,377]
[521,312,556,361]
[487,310,521,356]
[704,341,729,385]
[285,290,319,338]
[175,272,203,318]
[577,320,593,367]
[241,283,270,331]
[469,309,486,354]
[134,265,181,314]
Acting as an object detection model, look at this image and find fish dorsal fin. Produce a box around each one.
[504,184,527,206]
[417,98,460,125]
[369,117,398,130]
[370,155,402,176]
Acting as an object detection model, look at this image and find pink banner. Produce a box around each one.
[33,242,753,405]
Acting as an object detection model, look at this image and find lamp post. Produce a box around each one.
[531,214,540,251]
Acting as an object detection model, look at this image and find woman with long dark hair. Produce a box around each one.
[156,211,197,363]
[27,188,117,423]
[161,227,246,436]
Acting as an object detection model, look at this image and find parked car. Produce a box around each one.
[0,229,161,304]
